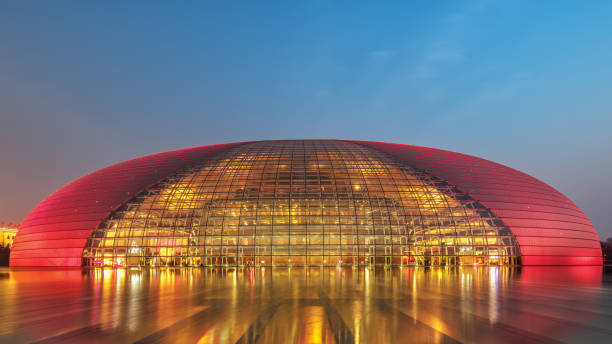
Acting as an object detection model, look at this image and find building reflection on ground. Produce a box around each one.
[0,266,609,343]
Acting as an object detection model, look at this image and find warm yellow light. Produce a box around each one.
[85,141,518,268]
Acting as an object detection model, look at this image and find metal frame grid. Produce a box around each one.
[83,140,519,267]
[10,142,242,267]
[355,140,602,265]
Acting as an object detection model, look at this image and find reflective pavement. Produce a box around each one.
[0,267,610,343]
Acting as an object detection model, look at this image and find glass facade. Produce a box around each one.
[82,140,520,267]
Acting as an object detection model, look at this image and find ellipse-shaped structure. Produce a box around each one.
[10,140,602,267]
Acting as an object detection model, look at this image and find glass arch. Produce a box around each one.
[82,140,520,267]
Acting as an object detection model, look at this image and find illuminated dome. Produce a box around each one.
[11,140,602,267]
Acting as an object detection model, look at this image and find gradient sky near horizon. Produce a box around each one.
[1,1,611,238]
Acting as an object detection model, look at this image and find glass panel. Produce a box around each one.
[83,140,520,267]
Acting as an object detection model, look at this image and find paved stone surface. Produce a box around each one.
[0,266,610,343]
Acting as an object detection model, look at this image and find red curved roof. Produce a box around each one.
[352,141,602,266]
[10,142,244,266]
[11,140,602,266]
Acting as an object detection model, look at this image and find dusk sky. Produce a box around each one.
[1,1,611,238]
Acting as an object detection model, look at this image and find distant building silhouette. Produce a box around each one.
[0,223,19,266]
[603,238,612,265]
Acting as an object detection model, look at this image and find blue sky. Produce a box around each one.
[1,1,611,238]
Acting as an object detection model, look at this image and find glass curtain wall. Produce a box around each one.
[82,140,520,267]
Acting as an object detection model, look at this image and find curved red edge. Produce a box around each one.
[350,141,602,266]
[10,142,246,267]
[12,140,602,266]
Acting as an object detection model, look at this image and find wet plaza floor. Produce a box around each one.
[0,266,610,343]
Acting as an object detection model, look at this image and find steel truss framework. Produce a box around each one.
[83,141,520,267]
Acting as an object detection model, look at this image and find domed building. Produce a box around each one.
[10,140,602,267]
